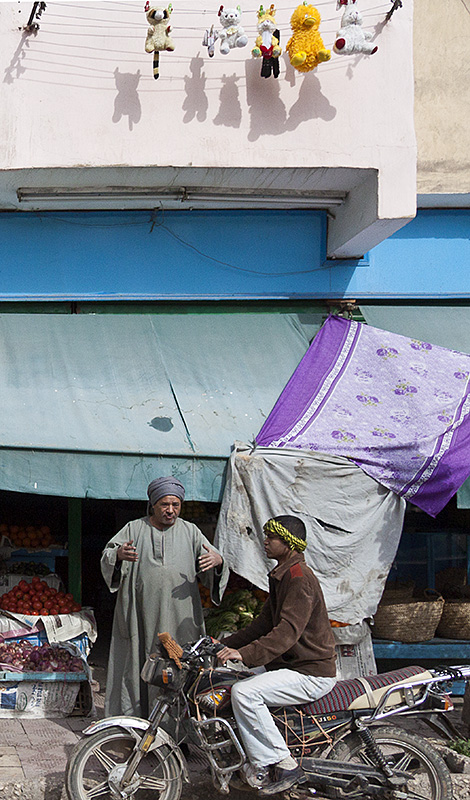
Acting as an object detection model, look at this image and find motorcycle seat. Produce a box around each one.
[299,665,432,715]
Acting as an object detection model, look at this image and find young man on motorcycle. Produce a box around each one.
[217,515,336,796]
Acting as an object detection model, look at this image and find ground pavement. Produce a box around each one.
[0,667,469,800]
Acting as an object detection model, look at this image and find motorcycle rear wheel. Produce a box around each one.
[327,725,453,800]
[65,726,183,800]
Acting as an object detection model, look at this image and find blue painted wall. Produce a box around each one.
[0,209,326,300]
[0,208,469,300]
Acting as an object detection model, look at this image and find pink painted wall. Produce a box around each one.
[1,1,414,179]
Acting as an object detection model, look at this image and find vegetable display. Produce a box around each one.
[0,577,81,616]
[204,588,267,637]
[0,641,84,673]
[0,523,57,550]
[5,562,51,576]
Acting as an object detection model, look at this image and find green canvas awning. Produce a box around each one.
[0,311,320,502]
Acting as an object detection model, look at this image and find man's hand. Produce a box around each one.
[198,544,223,572]
[217,646,243,665]
[117,540,139,562]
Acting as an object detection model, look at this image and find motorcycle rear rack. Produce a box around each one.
[192,717,245,789]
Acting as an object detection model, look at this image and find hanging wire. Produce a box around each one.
[31,210,336,278]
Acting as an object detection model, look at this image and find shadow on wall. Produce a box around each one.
[245,54,336,141]
[180,51,337,135]
[214,73,242,128]
[4,30,30,84]
[112,67,142,131]
[183,54,209,123]
[182,55,243,128]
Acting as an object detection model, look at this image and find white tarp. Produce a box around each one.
[215,443,405,625]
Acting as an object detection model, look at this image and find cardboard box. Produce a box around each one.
[0,609,97,656]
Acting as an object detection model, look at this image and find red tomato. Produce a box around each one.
[72,603,81,612]
[39,593,48,603]
[39,608,49,615]
[64,593,74,603]
[30,610,40,616]
[44,600,54,610]
[18,580,29,591]
[56,592,65,601]
[32,600,42,611]
[32,576,41,585]
[49,607,59,615]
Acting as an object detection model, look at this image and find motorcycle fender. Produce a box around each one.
[82,716,189,783]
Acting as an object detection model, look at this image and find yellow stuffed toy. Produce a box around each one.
[286,1,331,73]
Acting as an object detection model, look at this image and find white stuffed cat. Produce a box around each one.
[217,5,248,55]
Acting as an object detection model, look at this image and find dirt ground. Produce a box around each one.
[414,701,470,800]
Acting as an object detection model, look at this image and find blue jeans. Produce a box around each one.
[230,669,336,768]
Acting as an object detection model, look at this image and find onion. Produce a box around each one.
[0,641,85,673]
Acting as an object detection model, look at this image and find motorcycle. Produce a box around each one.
[65,633,469,800]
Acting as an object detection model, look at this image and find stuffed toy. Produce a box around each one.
[334,4,378,55]
[144,2,175,80]
[286,1,331,73]
[217,6,248,55]
[252,4,282,79]
[202,24,218,58]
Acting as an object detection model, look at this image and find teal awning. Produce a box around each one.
[360,305,470,510]
[0,312,320,501]
[360,306,470,352]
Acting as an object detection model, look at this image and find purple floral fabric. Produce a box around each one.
[256,315,470,517]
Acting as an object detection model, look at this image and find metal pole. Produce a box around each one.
[68,497,82,604]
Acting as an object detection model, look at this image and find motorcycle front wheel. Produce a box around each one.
[327,725,453,800]
[65,726,183,800]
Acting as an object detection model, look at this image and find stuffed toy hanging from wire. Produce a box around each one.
[334,0,377,56]
[252,4,282,79]
[144,2,175,80]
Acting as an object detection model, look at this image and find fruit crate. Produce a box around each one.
[70,678,94,716]
[0,670,88,718]
[7,549,67,573]
[4,630,90,655]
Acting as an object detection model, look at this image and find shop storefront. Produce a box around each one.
[0,206,469,668]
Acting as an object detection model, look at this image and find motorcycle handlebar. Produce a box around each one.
[432,664,470,682]
[181,636,225,662]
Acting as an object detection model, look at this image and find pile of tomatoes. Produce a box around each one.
[0,577,81,616]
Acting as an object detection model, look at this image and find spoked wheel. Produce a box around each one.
[65,726,183,800]
[328,725,453,800]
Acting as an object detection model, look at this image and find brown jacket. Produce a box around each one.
[223,552,336,677]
